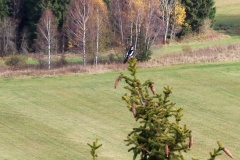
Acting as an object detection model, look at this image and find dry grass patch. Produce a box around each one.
[0,63,128,77]
[152,43,240,66]
[177,29,227,44]
[1,43,240,77]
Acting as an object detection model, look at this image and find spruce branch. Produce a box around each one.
[207,141,234,160]
[87,139,102,160]
[115,58,234,160]
[115,58,192,159]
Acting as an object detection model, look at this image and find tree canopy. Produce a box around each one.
[181,0,216,34]
[0,0,9,19]
[0,0,216,64]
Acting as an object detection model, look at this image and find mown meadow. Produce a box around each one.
[1,0,240,159]
[0,61,240,160]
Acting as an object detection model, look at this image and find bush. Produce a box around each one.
[199,19,212,33]
[108,53,115,62]
[4,54,27,68]
[107,53,124,63]
[56,55,68,67]
[177,26,192,37]
[87,53,123,65]
[136,46,152,62]
[136,28,152,62]
[87,54,108,65]
[37,59,47,69]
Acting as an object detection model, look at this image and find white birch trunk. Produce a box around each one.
[134,10,141,51]
[161,0,174,44]
[48,19,51,70]
[95,9,100,66]
[83,22,86,66]
[83,0,86,66]
[164,16,170,44]
[116,0,124,44]
[130,21,133,46]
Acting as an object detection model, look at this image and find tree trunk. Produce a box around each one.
[83,22,86,66]
[117,1,124,44]
[130,21,133,46]
[164,16,169,44]
[48,19,51,70]
[134,13,139,51]
[95,9,100,66]
[83,0,87,66]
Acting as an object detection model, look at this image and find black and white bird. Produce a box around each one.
[123,46,134,63]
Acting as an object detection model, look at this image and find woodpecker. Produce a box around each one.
[123,46,134,63]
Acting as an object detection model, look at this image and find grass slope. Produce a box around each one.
[215,0,240,26]
[151,36,240,58]
[0,61,239,160]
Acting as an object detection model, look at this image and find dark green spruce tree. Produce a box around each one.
[38,0,70,27]
[115,58,234,160]
[136,28,152,62]
[103,0,112,9]
[17,0,42,50]
[179,0,216,35]
[0,0,9,19]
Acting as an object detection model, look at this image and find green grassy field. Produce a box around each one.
[151,35,240,58]
[0,61,239,160]
[215,0,240,26]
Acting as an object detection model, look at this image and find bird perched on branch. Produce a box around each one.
[123,46,134,63]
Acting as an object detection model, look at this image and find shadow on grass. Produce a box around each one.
[214,15,240,36]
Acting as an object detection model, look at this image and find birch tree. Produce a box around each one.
[109,0,128,45]
[160,0,175,44]
[110,0,147,48]
[91,0,108,66]
[144,0,162,46]
[19,28,29,54]
[0,0,17,56]
[130,0,147,50]
[38,0,70,55]
[36,8,58,69]
[0,17,17,56]
[109,0,163,61]
[66,0,92,66]
[135,0,163,61]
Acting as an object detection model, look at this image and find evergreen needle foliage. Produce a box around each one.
[87,139,103,160]
[117,58,191,159]
[115,58,233,160]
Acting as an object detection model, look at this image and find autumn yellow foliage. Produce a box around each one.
[174,2,186,26]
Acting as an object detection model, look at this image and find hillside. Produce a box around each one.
[215,0,240,28]
[0,62,239,159]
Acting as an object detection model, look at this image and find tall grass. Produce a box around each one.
[152,44,240,66]
[151,38,240,59]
